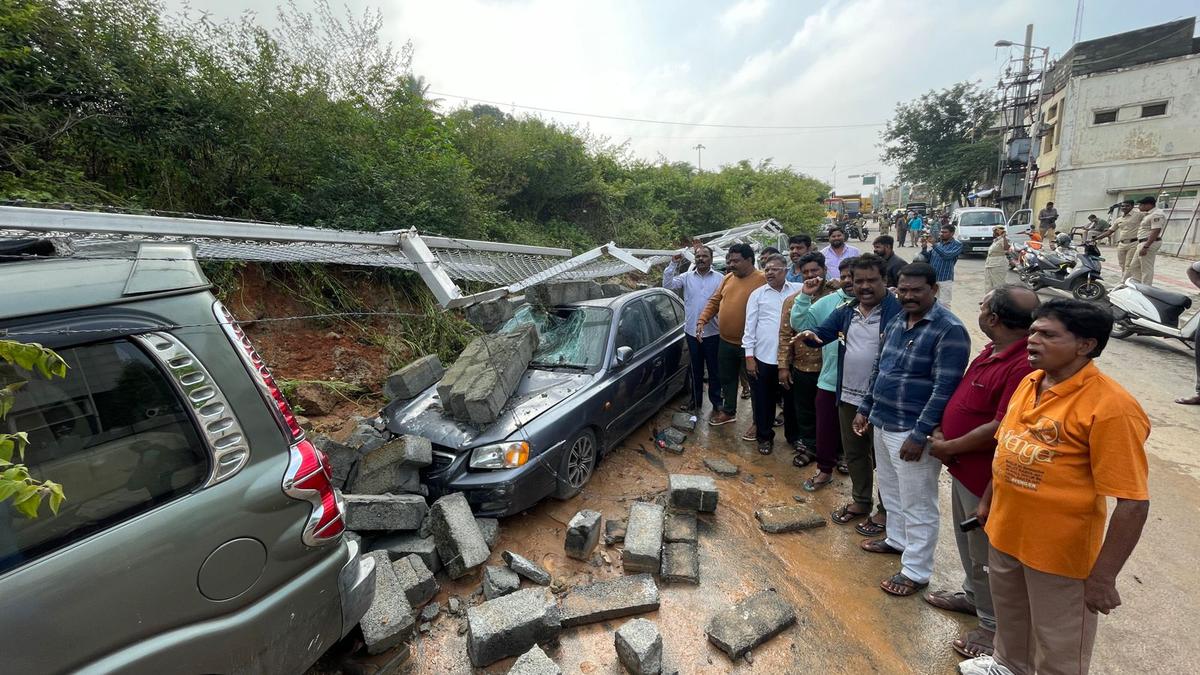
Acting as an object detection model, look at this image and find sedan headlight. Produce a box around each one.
[469,441,530,469]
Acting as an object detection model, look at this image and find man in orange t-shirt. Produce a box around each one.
[976,299,1150,675]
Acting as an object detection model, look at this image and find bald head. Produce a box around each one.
[980,285,1041,341]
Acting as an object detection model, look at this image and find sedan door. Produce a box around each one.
[600,299,661,441]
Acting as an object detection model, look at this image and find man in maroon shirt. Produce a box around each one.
[925,285,1040,659]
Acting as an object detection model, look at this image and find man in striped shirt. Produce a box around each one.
[920,224,963,309]
[852,262,970,598]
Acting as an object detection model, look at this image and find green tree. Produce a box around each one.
[880,81,999,204]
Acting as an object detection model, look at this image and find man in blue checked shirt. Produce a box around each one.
[920,224,964,309]
[851,262,970,598]
[663,245,725,413]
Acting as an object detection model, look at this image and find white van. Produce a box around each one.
[950,207,1007,255]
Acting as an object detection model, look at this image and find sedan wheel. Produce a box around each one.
[555,429,597,500]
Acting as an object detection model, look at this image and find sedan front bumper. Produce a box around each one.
[422,441,564,517]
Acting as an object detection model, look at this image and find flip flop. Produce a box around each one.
[792,452,815,468]
[860,538,902,555]
[881,573,928,597]
[1176,395,1200,405]
[831,504,870,524]
[952,628,996,658]
[855,518,886,537]
[803,472,833,492]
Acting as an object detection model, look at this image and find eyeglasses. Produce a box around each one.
[764,267,786,273]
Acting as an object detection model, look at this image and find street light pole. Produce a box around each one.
[693,143,705,171]
[1021,47,1051,209]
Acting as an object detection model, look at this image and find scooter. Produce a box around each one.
[1109,279,1198,346]
[1017,234,1106,301]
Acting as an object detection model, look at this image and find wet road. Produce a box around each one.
[401,255,1200,674]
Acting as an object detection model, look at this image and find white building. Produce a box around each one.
[1030,19,1200,255]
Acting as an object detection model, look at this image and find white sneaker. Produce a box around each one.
[958,655,1013,675]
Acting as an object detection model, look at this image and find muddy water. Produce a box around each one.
[401,402,971,674]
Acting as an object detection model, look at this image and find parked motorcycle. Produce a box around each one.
[845,221,868,242]
[1109,279,1198,346]
[1017,233,1106,301]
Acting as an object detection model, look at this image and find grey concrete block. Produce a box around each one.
[429,492,491,579]
[439,326,538,426]
[360,551,415,654]
[529,281,602,308]
[600,282,628,298]
[346,422,387,455]
[383,354,445,401]
[371,532,442,573]
[663,512,696,543]
[755,504,827,533]
[347,463,421,495]
[705,590,797,660]
[564,509,602,560]
[615,618,663,675]
[393,554,439,607]
[670,413,697,432]
[508,644,562,675]
[668,474,719,513]
[477,517,500,549]
[605,519,626,545]
[658,427,687,446]
[467,588,562,667]
[502,550,552,585]
[558,573,660,628]
[703,457,739,477]
[622,502,664,574]
[311,434,356,489]
[483,564,522,600]
[343,493,428,532]
[661,542,699,585]
[466,298,519,334]
[367,435,433,470]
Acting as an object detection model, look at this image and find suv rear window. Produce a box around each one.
[0,340,208,574]
[959,211,1005,227]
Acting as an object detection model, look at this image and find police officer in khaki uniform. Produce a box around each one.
[1127,195,1167,285]
[1099,200,1144,280]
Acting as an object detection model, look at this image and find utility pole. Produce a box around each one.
[693,144,705,171]
[831,161,837,195]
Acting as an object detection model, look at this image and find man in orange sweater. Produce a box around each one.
[697,243,766,426]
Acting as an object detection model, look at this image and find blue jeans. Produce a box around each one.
[686,334,723,410]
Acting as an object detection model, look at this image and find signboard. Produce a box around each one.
[862,176,876,185]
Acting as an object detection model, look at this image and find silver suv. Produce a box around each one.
[0,240,374,673]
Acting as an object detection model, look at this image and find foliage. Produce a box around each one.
[1,0,829,250]
[0,340,67,518]
[880,81,999,204]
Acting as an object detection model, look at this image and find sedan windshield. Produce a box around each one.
[502,305,611,370]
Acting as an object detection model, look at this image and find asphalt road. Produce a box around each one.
[394,253,1200,674]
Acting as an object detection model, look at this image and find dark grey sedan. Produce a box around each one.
[384,288,688,516]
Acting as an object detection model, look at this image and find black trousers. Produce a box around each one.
[686,334,723,409]
[750,359,781,443]
[788,369,819,449]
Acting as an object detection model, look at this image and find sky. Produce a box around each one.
[166,0,1197,195]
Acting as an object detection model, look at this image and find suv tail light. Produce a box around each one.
[214,301,345,547]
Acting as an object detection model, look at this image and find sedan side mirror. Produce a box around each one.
[614,346,633,367]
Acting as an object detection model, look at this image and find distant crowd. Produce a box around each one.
[663,230,1152,674]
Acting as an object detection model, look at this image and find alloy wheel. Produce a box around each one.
[566,435,595,487]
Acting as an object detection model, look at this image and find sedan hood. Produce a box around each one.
[383,367,593,451]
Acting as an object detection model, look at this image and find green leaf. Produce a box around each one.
[11,432,27,460]
[0,479,19,502]
[0,437,12,464]
[14,492,42,518]
[46,481,65,514]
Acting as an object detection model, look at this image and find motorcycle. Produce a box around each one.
[845,221,869,242]
[1109,279,1198,346]
[1017,234,1106,301]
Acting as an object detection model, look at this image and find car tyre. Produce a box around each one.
[554,428,597,500]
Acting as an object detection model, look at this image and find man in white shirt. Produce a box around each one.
[663,245,724,413]
[743,253,801,454]
[820,227,862,280]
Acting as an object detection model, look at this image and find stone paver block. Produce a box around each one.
[346,463,420,495]
[755,504,827,533]
[529,281,602,308]
[564,509,602,560]
[658,427,687,446]
[439,326,538,426]
[393,554,439,607]
[559,573,660,628]
[483,564,522,600]
[429,492,491,579]
[366,435,433,470]
[600,282,628,298]
[705,590,797,660]
[477,517,500,549]
[615,618,663,675]
[360,551,415,654]
[605,519,626,545]
[503,550,552,585]
[663,512,697,543]
[703,457,739,477]
[371,532,442,573]
[668,474,719,513]
[467,588,561,667]
[346,422,387,455]
[383,354,445,401]
[508,644,562,675]
[466,297,524,334]
[670,413,697,432]
[660,542,699,584]
[622,502,664,573]
[311,434,356,488]
[343,493,428,531]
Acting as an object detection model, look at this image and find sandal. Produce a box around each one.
[741,425,757,442]
[952,628,995,658]
[835,460,849,475]
[880,573,928,597]
[860,538,902,555]
[1176,395,1200,406]
[855,518,886,537]
[803,472,833,492]
[792,452,814,468]
[831,504,870,524]
[923,590,977,616]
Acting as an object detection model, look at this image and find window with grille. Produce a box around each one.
[1093,110,1117,124]
[1140,102,1167,118]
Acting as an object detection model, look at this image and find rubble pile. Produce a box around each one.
[438,325,538,426]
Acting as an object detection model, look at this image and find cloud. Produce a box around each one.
[720,0,771,34]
